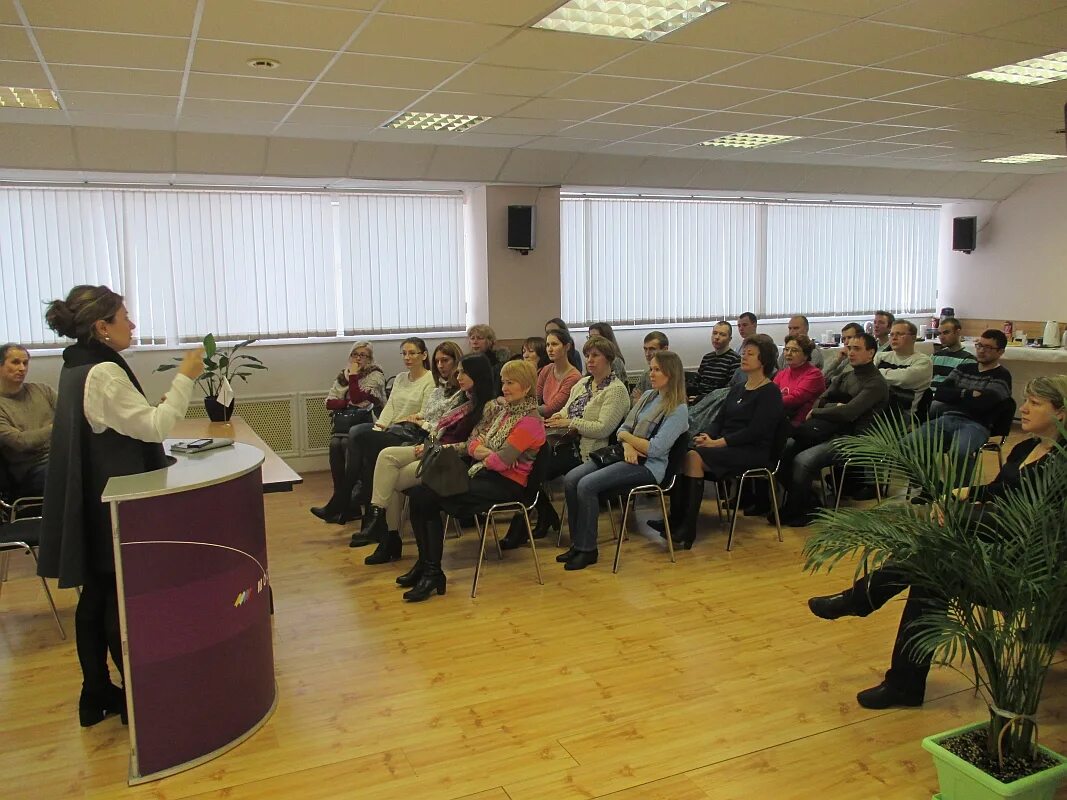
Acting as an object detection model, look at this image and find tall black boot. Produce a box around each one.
[668,477,704,549]
[500,512,530,550]
[404,511,446,602]
[649,477,689,534]
[532,493,561,539]
[349,504,385,547]
[397,509,427,587]
[365,530,402,565]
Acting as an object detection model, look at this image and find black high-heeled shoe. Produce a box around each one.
[79,683,127,727]
[396,561,424,587]
[403,571,447,602]
[364,531,402,565]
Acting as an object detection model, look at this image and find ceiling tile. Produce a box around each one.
[198,0,366,49]
[815,99,936,122]
[23,0,198,36]
[50,65,183,95]
[951,80,1066,117]
[348,140,434,178]
[192,41,336,82]
[286,106,391,127]
[704,57,847,91]
[423,144,509,181]
[185,73,310,104]
[0,123,77,168]
[496,148,580,184]
[796,68,941,99]
[176,132,268,174]
[303,83,422,110]
[35,30,189,71]
[324,53,459,89]
[446,132,540,148]
[748,0,909,16]
[479,28,639,72]
[981,7,1067,47]
[473,117,568,135]
[175,116,278,135]
[415,91,528,116]
[276,122,371,141]
[74,127,175,172]
[679,110,790,132]
[875,81,960,107]
[507,97,622,121]
[180,98,291,122]
[549,75,682,104]
[816,140,914,155]
[562,121,657,141]
[520,137,601,152]
[264,135,353,177]
[776,21,954,65]
[596,104,702,126]
[0,60,49,87]
[598,141,682,156]
[664,3,851,52]
[731,91,850,116]
[62,92,178,115]
[440,64,573,96]
[824,122,924,140]
[349,16,511,62]
[0,5,19,24]
[652,83,767,111]
[873,0,1066,35]
[629,128,711,145]
[747,116,851,136]
[877,37,1054,76]
[596,46,748,82]
[0,25,37,61]
[380,0,559,26]
[0,107,67,125]
[564,153,644,184]
[281,0,379,9]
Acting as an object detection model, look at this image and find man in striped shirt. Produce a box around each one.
[906,329,1012,487]
[930,316,975,388]
[694,321,741,400]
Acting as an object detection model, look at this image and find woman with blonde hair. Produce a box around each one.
[402,359,546,602]
[558,350,689,571]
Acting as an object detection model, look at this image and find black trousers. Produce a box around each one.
[75,568,123,692]
[327,425,406,512]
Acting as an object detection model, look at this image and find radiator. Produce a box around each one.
[184,393,327,458]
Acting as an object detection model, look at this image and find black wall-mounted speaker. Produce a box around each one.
[507,204,536,253]
[952,216,977,253]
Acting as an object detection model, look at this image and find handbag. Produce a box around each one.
[548,430,581,462]
[416,442,470,497]
[589,443,626,468]
[386,420,429,445]
[331,406,373,435]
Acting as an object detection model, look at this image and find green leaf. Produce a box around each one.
[203,333,217,359]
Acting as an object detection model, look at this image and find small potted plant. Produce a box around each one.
[803,415,1067,799]
[157,334,267,421]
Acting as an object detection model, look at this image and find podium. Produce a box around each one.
[102,442,277,784]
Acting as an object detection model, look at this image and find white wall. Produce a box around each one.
[938,172,1067,322]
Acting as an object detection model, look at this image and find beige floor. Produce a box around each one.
[1,444,1064,800]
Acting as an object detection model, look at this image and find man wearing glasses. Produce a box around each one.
[873,321,933,417]
[905,328,1012,488]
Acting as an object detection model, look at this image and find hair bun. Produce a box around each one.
[44,299,78,338]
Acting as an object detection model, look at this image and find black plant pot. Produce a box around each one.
[204,396,236,422]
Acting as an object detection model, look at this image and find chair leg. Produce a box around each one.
[727,475,745,551]
[489,514,503,560]
[715,480,727,528]
[612,494,632,573]
[835,462,848,512]
[660,489,676,564]
[0,550,9,598]
[521,504,544,586]
[556,497,568,548]
[767,475,783,543]
[471,515,489,599]
[29,548,66,640]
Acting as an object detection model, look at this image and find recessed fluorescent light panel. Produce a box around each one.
[0,87,61,109]
[967,50,1067,86]
[699,133,799,149]
[384,112,489,133]
[981,153,1067,164]
[534,0,728,42]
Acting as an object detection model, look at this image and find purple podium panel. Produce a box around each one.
[113,466,275,783]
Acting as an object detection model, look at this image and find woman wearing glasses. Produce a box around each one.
[774,334,825,427]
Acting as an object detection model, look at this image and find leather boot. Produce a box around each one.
[349,504,385,547]
[668,477,704,549]
[398,507,427,586]
[500,513,530,550]
[364,530,402,565]
[532,494,560,539]
[404,512,446,602]
[650,477,689,535]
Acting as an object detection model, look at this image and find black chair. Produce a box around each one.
[610,432,690,573]
[459,443,553,598]
[714,414,792,551]
[980,397,1017,471]
[0,455,65,638]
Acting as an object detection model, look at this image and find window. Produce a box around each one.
[560,195,937,325]
[0,186,466,347]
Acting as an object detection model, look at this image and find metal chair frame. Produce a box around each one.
[0,495,66,639]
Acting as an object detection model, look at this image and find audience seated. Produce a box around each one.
[694,321,742,400]
[905,329,1012,489]
[775,334,825,427]
[588,322,628,383]
[560,351,688,570]
[631,331,668,402]
[929,316,975,388]
[873,321,933,418]
[0,343,56,497]
[872,310,894,352]
[653,336,783,546]
[777,316,825,369]
[536,329,581,418]
[403,360,546,602]
[359,353,496,568]
[735,312,757,355]
[521,337,550,371]
[822,322,864,385]
[545,317,584,373]
[807,375,1067,710]
[773,333,889,526]
[467,324,509,386]
[501,335,631,548]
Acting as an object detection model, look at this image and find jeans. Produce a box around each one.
[563,460,655,552]
[779,439,839,515]
[904,413,990,488]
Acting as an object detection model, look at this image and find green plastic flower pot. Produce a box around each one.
[922,722,1067,800]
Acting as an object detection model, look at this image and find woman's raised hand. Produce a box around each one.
[178,347,206,380]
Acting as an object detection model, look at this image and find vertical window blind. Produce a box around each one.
[561,196,937,325]
[0,187,466,347]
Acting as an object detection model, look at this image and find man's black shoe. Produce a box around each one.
[856,681,923,710]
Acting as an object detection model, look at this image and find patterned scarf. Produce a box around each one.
[567,374,616,419]
[433,394,473,439]
[477,396,540,452]
[624,390,669,440]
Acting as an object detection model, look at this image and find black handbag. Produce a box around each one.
[331,406,373,435]
[386,420,429,444]
[416,443,470,497]
[589,443,626,468]
[548,430,581,463]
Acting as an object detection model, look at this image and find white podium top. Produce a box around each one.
[101,441,265,503]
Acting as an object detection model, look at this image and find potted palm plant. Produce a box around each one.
[803,414,1067,799]
[157,334,267,421]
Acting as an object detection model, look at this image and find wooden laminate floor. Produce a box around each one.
[1,444,1064,800]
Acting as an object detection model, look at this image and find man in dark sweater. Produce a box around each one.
[694,321,741,399]
[930,316,975,388]
[905,328,1012,487]
[774,333,889,526]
